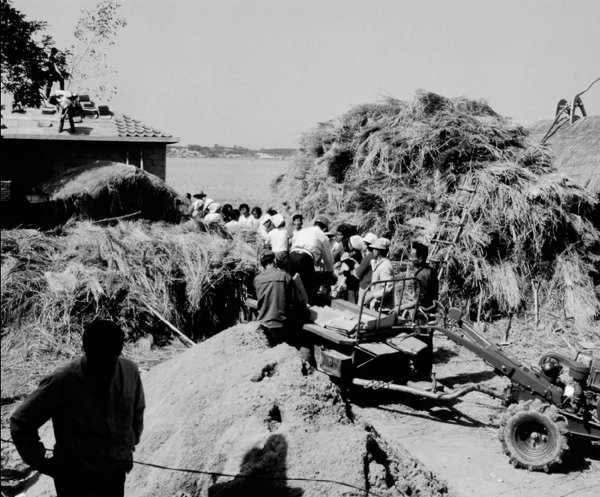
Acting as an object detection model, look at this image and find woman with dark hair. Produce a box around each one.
[332,224,353,263]
[239,203,253,229]
[249,206,262,231]
[221,204,233,223]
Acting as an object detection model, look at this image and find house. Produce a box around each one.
[1,96,179,203]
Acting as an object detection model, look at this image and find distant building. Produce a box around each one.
[1,96,179,204]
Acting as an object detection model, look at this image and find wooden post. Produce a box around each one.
[477,288,484,324]
[532,279,541,329]
[504,312,513,342]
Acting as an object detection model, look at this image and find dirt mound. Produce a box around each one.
[123,323,449,497]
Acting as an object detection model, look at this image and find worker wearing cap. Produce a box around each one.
[203,202,224,225]
[356,233,378,304]
[267,214,289,268]
[190,191,207,218]
[362,237,395,311]
[288,215,336,304]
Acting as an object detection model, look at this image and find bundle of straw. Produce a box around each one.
[1,221,258,379]
[273,90,599,328]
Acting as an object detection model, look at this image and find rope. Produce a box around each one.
[577,76,600,97]
[0,437,393,497]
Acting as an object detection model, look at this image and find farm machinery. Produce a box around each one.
[247,276,600,471]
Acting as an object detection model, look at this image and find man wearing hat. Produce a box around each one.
[362,237,395,311]
[356,233,378,305]
[266,214,289,268]
[288,215,336,304]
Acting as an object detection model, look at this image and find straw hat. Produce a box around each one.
[370,237,391,251]
[271,214,285,228]
[349,235,366,252]
[362,233,378,245]
[203,198,215,209]
[193,191,206,199]
[313,215,331,229]
[208,202,221,213]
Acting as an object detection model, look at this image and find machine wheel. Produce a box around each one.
[498,399,569,472]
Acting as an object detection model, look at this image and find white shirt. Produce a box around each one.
[268,227,289,253]
[225,220,240,232]
[291,226,335,272]
[238,214,254,230]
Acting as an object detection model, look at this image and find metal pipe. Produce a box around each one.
[351,378,503,400]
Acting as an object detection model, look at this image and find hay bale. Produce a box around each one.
[273,90,600,327]
[1,221,258,396]
[35,161,186,226]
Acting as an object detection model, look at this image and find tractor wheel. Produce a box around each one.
[498,399,569,472]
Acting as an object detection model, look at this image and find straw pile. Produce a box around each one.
[34,161,186,226]
[273,90,600,329]
[1,220,257,394]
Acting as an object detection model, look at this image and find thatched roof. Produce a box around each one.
[528,116,600,194]
[35,161,185,224]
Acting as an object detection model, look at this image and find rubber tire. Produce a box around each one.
[498,399,568,472]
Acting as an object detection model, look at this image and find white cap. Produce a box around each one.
[271,214,285,228]
[362,232,378,245]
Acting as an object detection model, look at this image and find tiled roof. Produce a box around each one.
[114,114,171,138]
[1,98,178,143]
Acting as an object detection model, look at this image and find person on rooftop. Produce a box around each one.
[10,320,145,497]
[50,90,79,134]
[288,215,336,304]
[44,48,70,99]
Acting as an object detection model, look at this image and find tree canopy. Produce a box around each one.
[0,0,60,108]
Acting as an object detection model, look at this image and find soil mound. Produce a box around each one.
[124,323,449,496]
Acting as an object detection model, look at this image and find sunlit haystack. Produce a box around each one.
[273,90,599,328]
[36,161,186,224]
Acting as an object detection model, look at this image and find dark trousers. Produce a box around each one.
[54,471,126,497]
[261,324,313,364]
[287,252,317,304]
[45,72,65,98]
[59,106,75,133]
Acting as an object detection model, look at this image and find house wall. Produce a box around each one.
[0,140,166,197]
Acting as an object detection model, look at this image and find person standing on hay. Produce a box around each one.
[288,215,336,304]
[399,241,439,379]
[362,238,395,312]
[254,250,311,361]
[10,320,145,497]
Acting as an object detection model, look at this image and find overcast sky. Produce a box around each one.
[6,0,600,148]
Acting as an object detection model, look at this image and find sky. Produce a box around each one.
[5,0,600,148]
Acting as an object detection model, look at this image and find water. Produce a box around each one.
[166,157,291,208]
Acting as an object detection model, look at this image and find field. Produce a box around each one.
[165,157,291,209]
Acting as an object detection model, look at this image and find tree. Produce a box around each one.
[0,0,59,109]
[66,0,127,101]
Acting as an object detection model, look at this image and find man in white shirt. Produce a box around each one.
[288,215,336,304]
[267,214,289,268]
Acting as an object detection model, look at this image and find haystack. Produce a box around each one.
[273,90,599,329]
[528,115,600,196]
[35,161,186,225]
[1,221,257,398]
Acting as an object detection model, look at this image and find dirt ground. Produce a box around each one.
[2,324,598,497]
[352,336,600,497]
